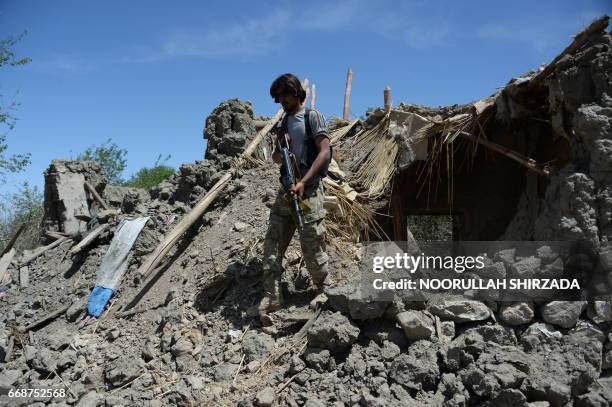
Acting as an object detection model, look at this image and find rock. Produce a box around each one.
[477,261,507,279]
[255,386,275,407]
[303,347,331,372]
[389,340,439,391]
[66,297,87,322]
[444,324,517,371]
[569,320,606,343]
[106,328,120,342]
[603,350,612,370]
[588,300,612,323]
[520,322,563,350]
[205,99,256,160]
[520,335,602,406]
[234,221,249,232]
[96,208,120,221]
[31,349,58,374]
[242,331,274,363]
[105,355,145,388]
[536,245,560,264]
[541,301,587,328]
[76,390,99,407]
[307,311,359,353]
[499,302,534,326]
[185,375,206,390]
[171,337,194,357]
[0,369,21,392]
[326,280,390,320]
[361,319,408,349]
[439,320,455,341]
[428,298,491,323]
[213,363,238,382]
[508,256,541,278]
[104,185,149,208]
[459,342,530,398]
[246,360,261,373]
[396,310,435,340]
[494,249,516,265]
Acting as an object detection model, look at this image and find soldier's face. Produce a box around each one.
[276,93,300,114]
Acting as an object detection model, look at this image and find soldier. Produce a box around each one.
[253,73,332,327]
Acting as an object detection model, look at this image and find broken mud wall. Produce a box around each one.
[503,29,612,248]
[43,160,107,236]
[152,99,257,205]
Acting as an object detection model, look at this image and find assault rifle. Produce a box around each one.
[277,133,305,230]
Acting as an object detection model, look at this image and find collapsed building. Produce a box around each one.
[0,16,611,407]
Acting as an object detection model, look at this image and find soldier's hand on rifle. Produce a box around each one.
[290,181,305,198]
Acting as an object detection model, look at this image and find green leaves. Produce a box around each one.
[77,138,128,185]
[0,31,31,185]
[124,154,175,190]
[0,31,31,68]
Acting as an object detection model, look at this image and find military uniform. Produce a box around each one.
[258,108,330,315]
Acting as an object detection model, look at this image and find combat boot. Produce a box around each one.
[309,272,331,310]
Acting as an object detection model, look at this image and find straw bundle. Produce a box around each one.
[322,177,388,245]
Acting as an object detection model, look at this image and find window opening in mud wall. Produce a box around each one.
[406,214,456,241]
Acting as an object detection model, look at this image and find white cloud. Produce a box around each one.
[27,54,93,74]
[119,0,452,63]
[161,9,292,58]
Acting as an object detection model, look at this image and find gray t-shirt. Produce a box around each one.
[285,108,328,163]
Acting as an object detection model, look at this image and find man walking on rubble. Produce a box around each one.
[251,73,332,327]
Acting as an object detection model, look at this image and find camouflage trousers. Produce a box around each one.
[262,182,329,298]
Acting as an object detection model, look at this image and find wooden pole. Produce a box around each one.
[384,86,392,113]
[302,78,309,108]
[310,84,316,109]
[20,236,69,266]
[0,248,16,285]
[20,304,71,332]
[84,181,110,210]
[137,111,284,280]
[137,170,234,278]
[69,224,110,255]
[458,131,550,177]
[343,68,353,120]
[528,16,609,90]
[241,109,283,158]
[1,224,25,256]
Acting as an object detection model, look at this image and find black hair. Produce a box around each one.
[270,73,306,103]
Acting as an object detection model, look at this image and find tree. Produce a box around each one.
[0,181,43,252]
[0,32,32,184]
[77,138,128,185]
[125,154,175,190]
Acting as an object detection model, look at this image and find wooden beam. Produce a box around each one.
[384,86,392,113]
[84,181,110,210]
[528,16,609,90]
[241,109,283,158]
[1,224,25,256]
[69,223,110,255]
[0,248,16,286]
[136,111,284,281]
[20,304,71,332]
[137,171,234,279]
[20,236,69,266]
[343,68,353,120]
[310,84,316,109]
[458,131,550,177]
[302,78,309,108]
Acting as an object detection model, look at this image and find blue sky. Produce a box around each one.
[1,0,610,197]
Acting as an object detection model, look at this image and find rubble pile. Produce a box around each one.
[1,19,612,407]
